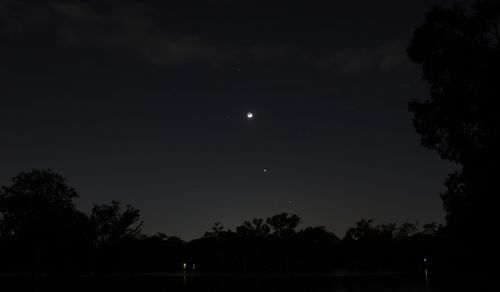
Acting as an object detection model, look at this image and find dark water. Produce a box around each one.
[0,273,480,292]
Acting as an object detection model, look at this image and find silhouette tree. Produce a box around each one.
[407,0,499,246]
[0,169,87,273]
[0,170,78,234]
[395,222,418,239]
[203,221,230,239]
[266,213,301,238]
[422,223,441,236]
[344,219,379,241]
[236,218,271,237]
[90,201,143,247]
[296,226,340,244]
[88,201,143,273]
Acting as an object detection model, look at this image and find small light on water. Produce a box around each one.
[182,262,187,270]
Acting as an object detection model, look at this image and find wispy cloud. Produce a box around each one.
[317,41,410,74]
[52,1,237,67]
[0,0,300,68]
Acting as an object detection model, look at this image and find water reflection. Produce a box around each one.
[0,273,444,292]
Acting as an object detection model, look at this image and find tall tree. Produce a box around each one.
[236,218,271,237]
[345,219,379,241]
[407,0,499,239]
[90,201,143,247]
[0,169,86,272]
[266,213,301,238]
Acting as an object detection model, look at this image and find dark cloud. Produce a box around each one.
[0,1,228,66]
[53,0,237,67]
[49,1,100,21]
[317,41,410,74]
[0,0,307,68]
[1,1,414,73]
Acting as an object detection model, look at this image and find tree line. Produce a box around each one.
[0,169,441,274]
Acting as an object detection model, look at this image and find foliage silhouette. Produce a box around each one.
[266,213,301,238]
[407,0,499,269]
[0,169,88,273]
[236,218,271,237]
[0,170,445,274]
[90,201,143,247]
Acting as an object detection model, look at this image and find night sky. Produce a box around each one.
[0,0,467,240]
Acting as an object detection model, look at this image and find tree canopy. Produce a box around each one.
[90,201,143,247]
[0,169,80,239]
[407,0,499,236]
